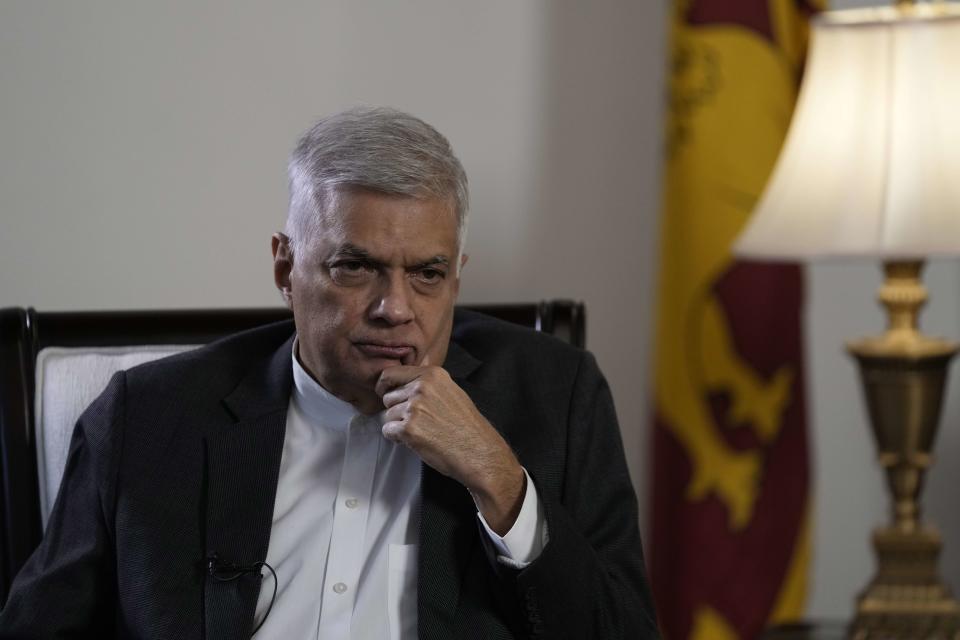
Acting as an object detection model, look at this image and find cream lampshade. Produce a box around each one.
[736,3,960,260]
[734,3,960,638]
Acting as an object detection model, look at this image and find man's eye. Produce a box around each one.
[340,261,366,272]
[330,260,375,283]
[414,268,446,284]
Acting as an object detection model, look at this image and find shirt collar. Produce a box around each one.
[291,338,361,430]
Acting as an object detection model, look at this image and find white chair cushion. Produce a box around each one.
[34,345,197,528]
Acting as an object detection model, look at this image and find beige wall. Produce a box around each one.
[0,0,665,516]
[2,0,958,623]
[0,0,667,573]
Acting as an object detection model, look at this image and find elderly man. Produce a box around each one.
[0,107,658,638]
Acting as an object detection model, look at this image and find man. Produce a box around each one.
[0,107,658,638]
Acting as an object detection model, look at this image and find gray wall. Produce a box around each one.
[1,0,958,623]
[0,1,665,520]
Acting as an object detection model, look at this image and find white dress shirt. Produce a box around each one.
[252,347,544,639]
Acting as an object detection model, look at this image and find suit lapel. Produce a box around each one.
[417,342,511,639]
[443,340,514,449]
[203,337,293,640]
[416,465,479,640]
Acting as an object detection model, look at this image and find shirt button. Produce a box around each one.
[345,498,359,509]
[333,582,348,594]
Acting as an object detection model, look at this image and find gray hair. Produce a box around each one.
[285,106,469,257]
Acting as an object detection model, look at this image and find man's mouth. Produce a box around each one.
[354,342,416,363]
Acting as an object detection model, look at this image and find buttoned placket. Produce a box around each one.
[315,413,383,639]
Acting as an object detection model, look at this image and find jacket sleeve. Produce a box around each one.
[500,351,660,639]
[0,372,124,637]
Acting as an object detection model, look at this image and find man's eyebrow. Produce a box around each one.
[331,245,449,269]
[410,255,450,269]
[333,244,374,260]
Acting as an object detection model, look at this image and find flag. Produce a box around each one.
[650,1,822,638]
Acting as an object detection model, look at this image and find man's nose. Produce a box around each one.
[369,273,415,325]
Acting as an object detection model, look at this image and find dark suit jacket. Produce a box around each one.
[0,310,658,639]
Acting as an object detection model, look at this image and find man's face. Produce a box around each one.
[273,188,464,414]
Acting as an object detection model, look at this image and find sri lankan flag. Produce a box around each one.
[650,1,822,638]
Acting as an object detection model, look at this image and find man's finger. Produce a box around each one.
[381,385,414,409]
[375,365,426,397]
[383,402,408,424]
[382,420,405,443]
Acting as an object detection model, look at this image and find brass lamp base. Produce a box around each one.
[845,261,960,640]
[850,526,960,639]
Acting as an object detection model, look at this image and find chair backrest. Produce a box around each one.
[0,301,584,603]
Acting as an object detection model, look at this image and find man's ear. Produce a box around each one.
[272,233,294,308]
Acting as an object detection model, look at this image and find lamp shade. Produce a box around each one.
[735,4,960,260]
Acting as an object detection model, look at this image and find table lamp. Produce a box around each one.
[735,2,960,637]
